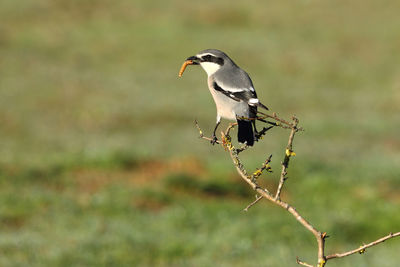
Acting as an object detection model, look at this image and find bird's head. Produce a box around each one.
[181,49,230,77]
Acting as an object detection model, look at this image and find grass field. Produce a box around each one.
[1,0,400,266]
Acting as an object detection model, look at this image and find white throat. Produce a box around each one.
[200,62,221,76]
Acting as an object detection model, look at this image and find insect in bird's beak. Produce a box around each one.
[178,56,200,77]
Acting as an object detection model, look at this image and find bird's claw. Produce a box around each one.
[254,126,274,141]
[210,135,218,145]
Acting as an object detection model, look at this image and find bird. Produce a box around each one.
[180,49,269,146]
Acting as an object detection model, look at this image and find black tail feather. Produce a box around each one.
[237,119,254,146]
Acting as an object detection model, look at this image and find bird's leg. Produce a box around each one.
[254,116,275,141]
[211,117,221,145]
[253,120,263,141]
[252,120,259,135]
[257,117,278,126]
[255,125,274,140]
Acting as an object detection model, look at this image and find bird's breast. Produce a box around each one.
[207,77,248,121]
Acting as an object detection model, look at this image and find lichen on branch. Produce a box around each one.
[194,113,399,267]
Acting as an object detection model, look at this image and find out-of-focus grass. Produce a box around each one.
[1,161,399,267]
[0,0,400,266]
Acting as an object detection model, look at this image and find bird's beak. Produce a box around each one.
[178,56,200,77]
[186,56,200,65]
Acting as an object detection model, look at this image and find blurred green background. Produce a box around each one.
[1,0,399,266]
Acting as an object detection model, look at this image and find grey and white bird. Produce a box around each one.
[180,49,269,146]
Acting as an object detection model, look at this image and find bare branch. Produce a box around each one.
[243,195,263,212]
[194,120,222,144]
[275,116,299,200]
[257,111,303,131]
[195,116,326,266]
[326,232,400,260]
[219,123,327,267]
[194,114,399,267]
[250,154,273,180]
[296,257,315,267]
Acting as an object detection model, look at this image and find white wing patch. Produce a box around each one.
[217,81,247,93]
[248,98,259,105]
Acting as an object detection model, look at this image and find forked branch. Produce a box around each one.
[195,114,399,267]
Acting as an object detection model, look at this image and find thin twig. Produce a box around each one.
[296,257,315,267]
[196,117,327,266]
[326,232,400,260]
[229,144,326,266]
[250,154,273,180]
[194,120,222,144]
[257,111,300,129]
[219,124,326,267]
[275,116,299,200]
[224,122,237,136]
[195,115,399,267]
[243,195,263,212]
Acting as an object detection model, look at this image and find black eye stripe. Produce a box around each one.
[201,55,224,65]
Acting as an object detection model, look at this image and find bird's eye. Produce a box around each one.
[202,55,212,61]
